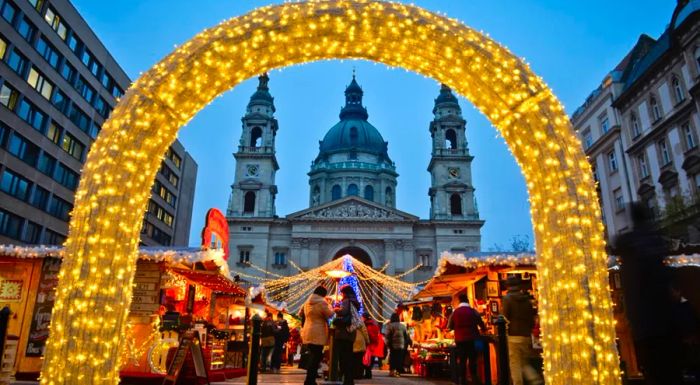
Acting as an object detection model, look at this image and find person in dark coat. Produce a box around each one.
[271,312,290,373]
[447,293,486,385]
[260,311,278,373]
[502,276,542,385]
[334,285,360,385]
[612,202,681,385]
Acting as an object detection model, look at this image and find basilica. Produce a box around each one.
[226,74,483,282]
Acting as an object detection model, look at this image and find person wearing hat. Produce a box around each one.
[502,275,543,385]
[334,284,361,385]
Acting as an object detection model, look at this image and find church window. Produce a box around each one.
[347,184,359,196]
[445,129,457,149]
[364,185,374,201]
[331,184,341,200]
[243,191,256,213]
[450,193,463,215]
[250,126,263,147]
[385,187,393,206]
[274,251,286,266]
[239,249,250,264]
[312,186,320,206]
[350,126,358,143]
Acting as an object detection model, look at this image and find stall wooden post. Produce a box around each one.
[247,314,262,385]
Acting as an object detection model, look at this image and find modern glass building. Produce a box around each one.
[0,0,197,246]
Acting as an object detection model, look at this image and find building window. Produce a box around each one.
[582,128,593,149]
[250,126,262,147]
[35,36,60,69]
[165,147,182,168]
[331,184,341,200]
[1,1,17,24]
[47,195,72,221]
[27,0,44,12]
[243,191,256,213]
[8,132,39,167]
[274,251,287,266]
[599,115,610,134]
[67,103,90,133]
[53,163,78,190]
[631,113,641,138]
[385,187,393,207]
[683,122,697,150]
[608,151,618,173]
[27,67,54,100]
[160,165,179,187]
[650,96,661,121]
[672,76,685,104]
[613,189,624,212]
[16,99,47,132]
[418,253,432,267]
[44,7,67,40]
[450,193,463,215]
[0,208,23,239]
[51,89,68,113]
[1,168,31,201]
[22,221,41,244]
[0,35,7,60]
[364,185,374,201]
[239,249,251,264]
[0,83,19,110]
[16,16,35,42]
[638,155,649,179]
[75,76,95,104]
[30,185,49,210]
[592,165,598,182]
[37,152,55,176]
[61,132,84,160]
[658,138,671,166]
[347,183,359,196]
[43,229,65,245]
[81,48,101,77]
[445,129,457,149]
[7,48,28,76]
[60,62,75,83]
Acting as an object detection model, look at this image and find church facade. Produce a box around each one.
[227,74,483,282]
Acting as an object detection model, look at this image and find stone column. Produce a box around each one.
[300,238,310,269]
[291,239,302,270]
[309,239,321,268]
[384,240,396,275]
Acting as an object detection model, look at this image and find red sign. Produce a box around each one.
[201,208,229,261]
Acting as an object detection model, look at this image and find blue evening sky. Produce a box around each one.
[71,0,675,249]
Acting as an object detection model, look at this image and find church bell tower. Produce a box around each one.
[427,85,478,220]
[227,74,279,218]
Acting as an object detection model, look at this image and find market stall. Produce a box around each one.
[410,252,539,383]
[0,245,247,383]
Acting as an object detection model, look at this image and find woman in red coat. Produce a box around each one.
[362,313,383,379]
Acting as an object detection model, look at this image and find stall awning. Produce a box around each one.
[414,272,486,299]
[172,269,245,296]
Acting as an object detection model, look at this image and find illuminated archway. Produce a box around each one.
[42,1,619,384]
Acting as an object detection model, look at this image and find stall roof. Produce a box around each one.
[0,244,230,278]
[171,269,245,296]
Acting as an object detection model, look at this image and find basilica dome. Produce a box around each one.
[317,76,390,159]
[318,119,388,157]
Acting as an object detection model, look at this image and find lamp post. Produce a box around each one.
[323,268,351,384]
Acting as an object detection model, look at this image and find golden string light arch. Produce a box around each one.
[41,1,619,384]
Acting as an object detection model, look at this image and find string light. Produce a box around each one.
[41,1,620,384]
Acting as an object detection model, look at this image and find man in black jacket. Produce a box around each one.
[502,276,542,385]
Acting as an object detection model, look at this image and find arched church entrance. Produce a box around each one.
[42,2,620,384]
[333,246,372,267]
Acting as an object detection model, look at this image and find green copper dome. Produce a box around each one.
[317,75,390,159]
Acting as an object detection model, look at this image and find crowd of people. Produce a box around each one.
[280,281,548,385]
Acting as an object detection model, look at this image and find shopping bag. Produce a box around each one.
[298,345,310,369]
[362,349,372,367]
[347,304,364,332]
